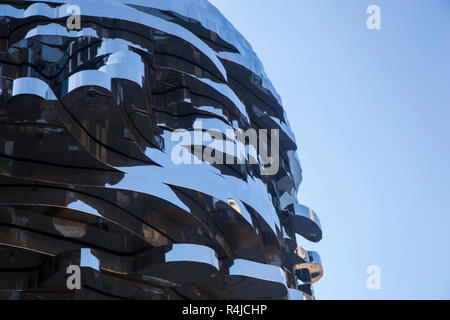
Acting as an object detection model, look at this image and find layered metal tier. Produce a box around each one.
[0,0,323,300]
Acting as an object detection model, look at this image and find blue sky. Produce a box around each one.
[210,0,450,299]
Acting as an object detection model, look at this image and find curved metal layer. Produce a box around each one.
[0,0,323,300]
[287,204,323,242]
[293,250,324,284]
[12,77,57,100]
[297,283,315,297]
[137,243,219,284]
[197,258,288,300]
[224,259,288,300]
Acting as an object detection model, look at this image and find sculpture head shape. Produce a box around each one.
[0,0,322,299]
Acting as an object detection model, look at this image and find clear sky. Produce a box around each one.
[209,0,450,299]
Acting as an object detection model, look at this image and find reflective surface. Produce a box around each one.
[0,0,323,299]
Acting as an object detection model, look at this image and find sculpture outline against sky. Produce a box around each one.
[0,0,323,300]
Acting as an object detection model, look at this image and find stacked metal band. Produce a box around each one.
[0,0,323,300]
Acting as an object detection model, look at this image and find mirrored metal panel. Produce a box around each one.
[0,0,323,300]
